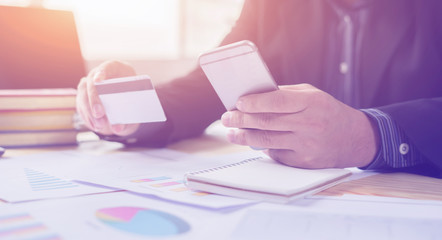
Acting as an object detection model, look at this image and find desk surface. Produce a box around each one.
[171,134,442,202]
[4,131,442,202]
[2,130,442,239]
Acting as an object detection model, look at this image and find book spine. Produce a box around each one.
[1,142,78,149]
[0,129,78,134]
[0,108,76,113]
[0,88,77,96]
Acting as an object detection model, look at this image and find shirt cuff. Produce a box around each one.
[360,108,424,170]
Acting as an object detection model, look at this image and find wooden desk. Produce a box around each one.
[318,172,442,201]
[2,129,441,240]
[4,130,442,202]
[172,135,442,202]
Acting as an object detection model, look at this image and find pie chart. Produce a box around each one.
[96,206,191,236]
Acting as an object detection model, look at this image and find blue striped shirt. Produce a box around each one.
[361,109,425,170]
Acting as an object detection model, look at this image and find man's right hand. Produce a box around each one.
[76,60,140,136]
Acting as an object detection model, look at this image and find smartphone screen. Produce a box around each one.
[199,40,278,111]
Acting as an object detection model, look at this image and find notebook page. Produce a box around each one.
[187,157,351,195]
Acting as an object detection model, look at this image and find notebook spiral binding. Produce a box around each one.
[185,157,264,177]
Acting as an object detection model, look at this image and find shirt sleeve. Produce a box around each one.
[360,108,425,170]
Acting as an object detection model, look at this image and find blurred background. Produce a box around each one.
[0,0,244,83]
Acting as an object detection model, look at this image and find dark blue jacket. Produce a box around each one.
[132,0,442,176]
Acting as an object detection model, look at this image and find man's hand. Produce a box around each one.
[221,84,379,169]
[76,60,140,136]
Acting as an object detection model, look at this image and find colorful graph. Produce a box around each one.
[131,176,171,183]
[96,207,190,236]
[0,213,61,240]
[170,187,189,192]
[192,191,211,197]
[150,180,183,188]
[24,168,78,191]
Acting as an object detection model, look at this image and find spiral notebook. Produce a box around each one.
[184,157,351,203]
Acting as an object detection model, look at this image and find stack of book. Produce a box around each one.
[0,89,79,148]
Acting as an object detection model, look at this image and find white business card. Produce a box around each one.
[94,75,166,124]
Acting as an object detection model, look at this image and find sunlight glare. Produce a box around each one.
[44,0,179,60]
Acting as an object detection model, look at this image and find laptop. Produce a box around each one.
[0,6,86,89]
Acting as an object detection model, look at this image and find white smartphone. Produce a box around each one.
[199,40,278,111]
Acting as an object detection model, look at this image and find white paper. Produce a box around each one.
[67,150,260,209]
[231,197,442,240]
[14,149,261,209]
[0,209,61,240]
[308,193,442,206]
[232,208,442,240]
[0,152,115,203]
[0,191,247,240]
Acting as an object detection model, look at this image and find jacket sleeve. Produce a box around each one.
[378,97,442,177]
[111,0,260,147]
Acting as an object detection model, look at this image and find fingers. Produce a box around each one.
[86,61,137,121]
[264,149,299,167]
[279,84,313,91]
[234,89,302,113]
[76,66,106,132]
[76,77,95,129]
[85,69,108,132]
[99,60,136,79]
[111,123,140,137]
[236,84,319,113]
[76,60,138,136]
[87,70,106,119]
[222,110,326,134]
[265,149,331,169]
[222,111,304,131]
[226,128,325,168]
[227,128,296,149]
[77,78,112,133]
[265,149,322,169]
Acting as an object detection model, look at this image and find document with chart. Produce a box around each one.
[5,149,259,209]
[64,150,259,209]
[0,192,233,240]
[0,152,115,203]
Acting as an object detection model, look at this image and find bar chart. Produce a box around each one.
[24,168,78,192]
[0,212,61,240]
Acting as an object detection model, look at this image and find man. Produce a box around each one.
[77,0,442,177]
